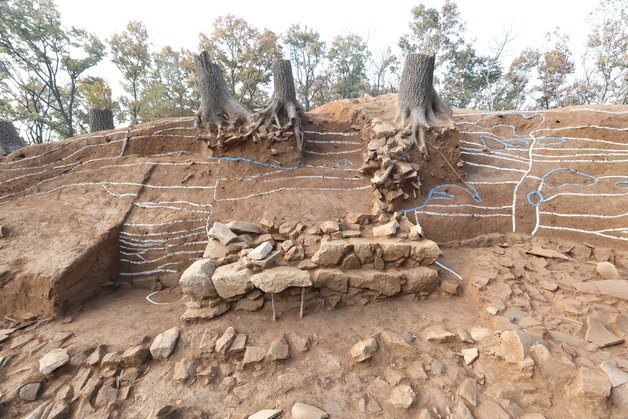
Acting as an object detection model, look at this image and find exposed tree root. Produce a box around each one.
[246,59,304,152]
[396,53,454,160]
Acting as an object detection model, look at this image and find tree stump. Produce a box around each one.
[89,109,114,133]
[194,51,251,145]
[0,120,26,157]
[396,53,454,160]
[249,59,304,152]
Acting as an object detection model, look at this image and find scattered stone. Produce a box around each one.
[229,334,247,353]
[19,383,41,401]
[251,250,281,269]
[100,351,122,367]
[408,240,440,265]
[457,328,474,343]
[208,222,237,245]
[289,334,310,352]
[477,400,511,419]
[422,326,456,343]
[458,378,478,406]
[596,262,619,279]
[39,348,70,375]
[345,212,371,225]
[278,372,315,391]
[529,343,576,384]
[179,259,218,300]
[593,279,628,300]
[226,221,260,234]
[388,384,416,409]
[215,327,237,353]
[94,383,117,408]
[242,346,266,366]
[319,221,340,234]
[291,402,328,419]
[408,224,424,241]
[350,337,378,362]
[381,330,416,355]
[539,279,558,292]
[612,383,628,415]
[526,247,568,260]
[379,241,410,261]
[249,241,273,260]
[220,376,236,391]
[250,267,311,293]
[267,337,290,361]
[407,361,428,380]
[248,409,283,419]
[150,327,180,360]
[571,367,611,399]
[452,400,475,419]
[173,359,196,382]
[441,279,461,295]
[470,327,492,341]
[585,316,624,348]
[85,345,106,367]
[203,238,228,259]
[373,220,399,237]
[371,118,397,139]
[212,263,253,298]
[0,225,9,238]
[285,245,305,261]
[500,330,542,363]
[235,297,264,312]
[600,360,628,387]
[462,348,479,365]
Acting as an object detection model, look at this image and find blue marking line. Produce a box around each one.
[475,112,544,138]
[615,181,628,189]
[479,135,529,150]
[540,168,598,189]
[335,159,353,169]
[402,183,482,213]
[206,155,304,170]
[536,136,566,146]
[527,191,544,206]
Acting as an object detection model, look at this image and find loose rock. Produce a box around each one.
[208,222,237,245]
[39,349,70,375]
[242,346,267,366]
[291,402,328,419]
[350,337,378,362]
[150,327,180,360]
[388,384,416,409]
[19,383,41,401]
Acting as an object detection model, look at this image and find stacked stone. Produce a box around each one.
[179,212,442,321]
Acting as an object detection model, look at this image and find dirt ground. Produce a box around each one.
[0,96,627,418]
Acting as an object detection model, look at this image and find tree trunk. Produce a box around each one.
[250,59,304,151]
[0,120,26,157]
[90,108,114,133]
[396,53,454,159]
[194,50,251,131]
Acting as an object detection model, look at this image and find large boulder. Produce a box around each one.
[402,267,439,293]
[211,263,253,299]
[311,241,353,266]
[179,259,217,300]
[250,267,311,293]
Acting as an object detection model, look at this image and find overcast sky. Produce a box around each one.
[55,0,599,92]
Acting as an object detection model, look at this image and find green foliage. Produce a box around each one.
[491,49,540,110]
[199,15,282,110]
[109,21,152,124]
[80,77,114,110]
[284,24,326,111]
[0,0,104,142]
[328,34,371,99]
[535,29,575,109]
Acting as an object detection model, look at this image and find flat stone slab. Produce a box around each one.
[250,267,311,294]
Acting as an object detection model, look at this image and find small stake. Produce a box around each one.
[271,294,277,322]
[299,287,306,318]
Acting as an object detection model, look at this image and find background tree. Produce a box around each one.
[0,0,104,140]
[199,15,281,109]
[78,77,115,132]
[328,34,371,99]
[370,47,399,96]
[535,29,575,109]
[580,0,627,104]
[109,20,152,124]
[491,49,540,110]
[140,47,198,120]
[284,24,326,111]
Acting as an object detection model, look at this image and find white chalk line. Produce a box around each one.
[304,130,358,136]
[537,225,628,242]
[417,211,511,218]
[124,218,205,228]
[512,133,538,232]
[462,160,527,173]
[304,148,362,156]
[539,211,628,219]
[215,184,371,202]
[120,225,206,237]
[435,261,464,281]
